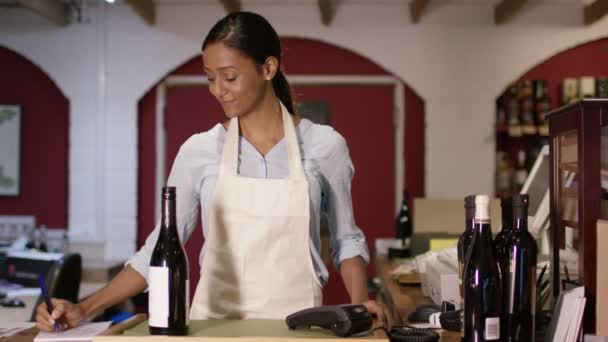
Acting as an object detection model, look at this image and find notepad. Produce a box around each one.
[34,321,112,342]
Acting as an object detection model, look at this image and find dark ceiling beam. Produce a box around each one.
[16,0,69,26]
[409,0,430,24]
[318,0,337,26]
[584,0,608,26]
[219,0,241,13]
[494,0,528,25]
[125,0,155,26]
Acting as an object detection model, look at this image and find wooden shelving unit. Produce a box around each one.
[546,99,608,336]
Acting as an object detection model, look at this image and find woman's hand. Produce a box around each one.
[35,298,86,332]
[362,300,389,329]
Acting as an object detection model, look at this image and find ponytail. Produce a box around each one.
[272,69,296,115]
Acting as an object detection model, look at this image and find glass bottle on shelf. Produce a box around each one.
[496,152,512,195]
[534,80,551,136]
[597,78,608,98]
[513,150,528,192]
[507,83,522,137]
[562,78,579,105]
[520,80,536,134]
[579,77,596,98]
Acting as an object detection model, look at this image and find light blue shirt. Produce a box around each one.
[126,118,369,286]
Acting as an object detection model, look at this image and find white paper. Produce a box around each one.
[0,322,35,338]
[34,321,112,342]
[5,288,41,297]
[552,286,585,342]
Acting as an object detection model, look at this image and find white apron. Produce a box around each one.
[189,102,323,319]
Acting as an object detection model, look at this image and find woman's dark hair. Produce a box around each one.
[202,12,296,114]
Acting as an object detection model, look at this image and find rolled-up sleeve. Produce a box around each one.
[321,134,370,271]
[124,141,200,286]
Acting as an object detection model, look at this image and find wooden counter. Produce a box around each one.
[94,318,387,341]
[375,254,460,342]
[4,314,388,341]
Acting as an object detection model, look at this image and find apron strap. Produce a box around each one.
[219,101,305,180]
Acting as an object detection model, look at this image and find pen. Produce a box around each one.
[38,273,60,332]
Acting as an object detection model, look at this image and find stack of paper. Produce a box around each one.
[546,286,586,342]
[34,322,112,342]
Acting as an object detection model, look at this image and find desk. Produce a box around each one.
[375,254,459,342]
[2,282,105,323]
[95,319,388,341]
[3,316,387,342]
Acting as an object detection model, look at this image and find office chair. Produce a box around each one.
[29,253,82,321]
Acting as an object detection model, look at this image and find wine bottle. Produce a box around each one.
[149,187,189,335]
[394,189,413,248]
[503,195,537,342]
[494,196,513,340]
[457,195,476,297]
[38,225,48,252]
[458,195,476,339]
[463,195,502,341]
[494,196,513,266]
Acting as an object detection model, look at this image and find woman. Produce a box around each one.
[36,11,385,330]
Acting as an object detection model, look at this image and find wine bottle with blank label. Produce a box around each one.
[462,195,502,341]
[149,186,189,335]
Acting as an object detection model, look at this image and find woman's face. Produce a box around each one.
[202,42,268,118]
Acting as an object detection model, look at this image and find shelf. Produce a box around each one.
[496,125,549,137]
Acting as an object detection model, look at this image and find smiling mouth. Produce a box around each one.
[221,99,235,107]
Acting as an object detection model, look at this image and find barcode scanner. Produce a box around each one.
[286,304,373,337]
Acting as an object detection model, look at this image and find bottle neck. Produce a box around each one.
[162,197,177,231]
[513,206,528,232]
[501,205,513,232]
[472,196,491,236]
[465,208,474,232]
[473,220,493,237]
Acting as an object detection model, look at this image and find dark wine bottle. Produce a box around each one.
[457,195,476,297]
[38,225,48,252]
[495,196,513,339]
[149,187,189,335]
[459,195,476,340]
[463,195,502,342]
[494,196,513,268]
[395,189,413,247]
[503,195,537,342]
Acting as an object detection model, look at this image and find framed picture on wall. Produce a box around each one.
[0,105,22,196]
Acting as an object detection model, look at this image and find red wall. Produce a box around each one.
[520,37,608,106]
[138,37,426,305]
[0,47,69,228]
